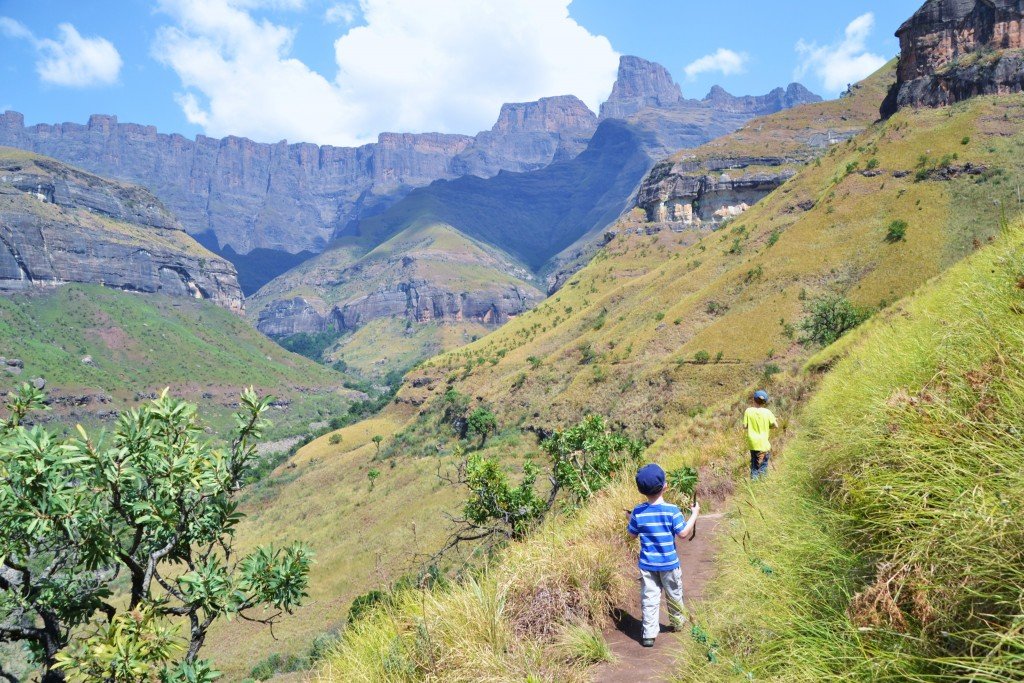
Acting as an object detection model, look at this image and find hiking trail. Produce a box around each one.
[593,513,724,683]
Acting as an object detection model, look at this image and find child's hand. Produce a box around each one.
[691,501,700,515]
[623,508,632,516]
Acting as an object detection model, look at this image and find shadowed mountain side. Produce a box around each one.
[335,119,654,271]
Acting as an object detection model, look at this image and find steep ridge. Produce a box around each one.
[0,147,243,310]
[883,0,1024,115]
[201,60,1024,676]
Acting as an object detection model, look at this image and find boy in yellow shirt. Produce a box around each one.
[743,390,778,479]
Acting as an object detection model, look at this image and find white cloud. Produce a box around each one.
[152,0,619,146]
[795,13,887,94]
[684,48,748,81]
[0,17,33,40]
[325,3,357,24]
[0,17,122,87]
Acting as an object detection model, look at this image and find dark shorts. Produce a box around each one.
[750,450,771,478]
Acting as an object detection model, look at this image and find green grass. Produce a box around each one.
[0,285,351,437]
[673,224,1024,681]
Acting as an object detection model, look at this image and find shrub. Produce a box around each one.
[527,356,542,369]
[885,219,908,243]
[467,407,497,446]
[961,135,971,145]
[329,433,343,445]
[693,350,711,364]
[866,157,880,170]
[578,343,597,365]
[799,294,871,346]
[654,312,666,322]
[767,229,781,247]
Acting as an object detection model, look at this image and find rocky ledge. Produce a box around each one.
[883,0,1024,115]
[257,282,541,337]
[0,148,243,310]
[637,155,800,227]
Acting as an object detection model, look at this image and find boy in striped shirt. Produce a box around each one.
[627,463,700,647]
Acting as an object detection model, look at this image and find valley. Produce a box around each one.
[3,1,1024,681]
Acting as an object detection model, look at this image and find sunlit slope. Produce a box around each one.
[402,93,1024,435]
[0,285,350,437]
[210,66,1024,673]
[674,220,1024,682]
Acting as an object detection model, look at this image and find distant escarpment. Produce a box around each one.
[883,0,1024,116]
[0,96,597,262]
[0,148,242,310]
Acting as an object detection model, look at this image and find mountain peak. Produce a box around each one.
[491,95,597,134]
[599,55,683,120]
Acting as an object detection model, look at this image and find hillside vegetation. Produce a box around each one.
[674,222,1024,682]
[210,64,1024,676]
[0,285,351,438]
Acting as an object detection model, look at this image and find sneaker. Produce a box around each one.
[641,638,655,648]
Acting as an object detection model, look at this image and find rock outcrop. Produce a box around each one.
[0,148,243,309]
[883,0,1024,116]
[637,156,798,226]
[452,96,598,176]
[600,56,684,119]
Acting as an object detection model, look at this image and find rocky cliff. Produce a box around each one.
[451,96,597,176]
[0,148,243,309]
[0,98,597,262]
[599,57,823,161]
[250,221,543,336]
[636,61,897,230]
[882,0,1024,115]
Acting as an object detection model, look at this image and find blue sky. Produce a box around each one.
[0,0,922,146]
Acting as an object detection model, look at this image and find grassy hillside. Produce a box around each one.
[249,221,543,380]
[0,285,352,438]
[209,65,1024,676]
[673,222,1024,682]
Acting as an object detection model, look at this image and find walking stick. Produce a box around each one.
[689,488,698,540]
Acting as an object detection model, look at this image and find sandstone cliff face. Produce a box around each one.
[452,96,598,175]
[883,0,1024,115]
[0,149,243,310]
[637,156,798,226]
[0,100,599,259]
[599,56,683,119]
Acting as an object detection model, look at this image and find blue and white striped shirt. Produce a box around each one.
[628,502,686,571]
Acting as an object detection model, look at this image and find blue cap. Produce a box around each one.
[636,463,666,495]
[754,390,769,402]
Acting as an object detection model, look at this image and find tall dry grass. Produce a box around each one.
[673,226,1024,681]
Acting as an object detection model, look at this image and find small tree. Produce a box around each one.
[799,294,871,347]
[367,469,381,491]
[0,385,311,682]
[467,408,497,447]
[542,415,645,505]
[371,435,384,454]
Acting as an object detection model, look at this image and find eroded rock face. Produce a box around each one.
[0,151,243,310]
[883,0,1024,115]
[636,156,798,227]
[453,96,598,175]
[0,101,599,256]
[600,56,683,120]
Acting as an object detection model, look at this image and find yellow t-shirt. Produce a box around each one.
[743,406,778,452]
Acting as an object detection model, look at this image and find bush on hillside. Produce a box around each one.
[0,385,311,681]
[799,294,871,346]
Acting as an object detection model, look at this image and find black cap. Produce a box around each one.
[635,463,666,495]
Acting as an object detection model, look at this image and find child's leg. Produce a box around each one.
[663,568,686,629]
[750,450,761,479]
[640,570,662,640]
[756,451,771,478]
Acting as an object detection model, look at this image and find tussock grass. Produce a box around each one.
[674,225,1024,681]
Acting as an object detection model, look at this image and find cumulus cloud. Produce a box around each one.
[684,48,748,81]
[795,13,887,93]
[152,0,619,146]
[0,18,122,87]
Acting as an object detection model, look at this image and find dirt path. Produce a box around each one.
[593,513,724,683]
